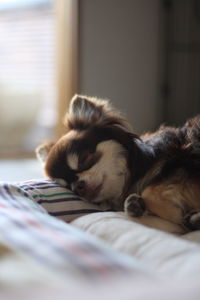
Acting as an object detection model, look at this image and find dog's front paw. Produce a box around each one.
[124,193,146,217]
[183,211,200,230]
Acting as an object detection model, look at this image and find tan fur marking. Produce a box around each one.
[67,153,79,170]
[142,185,184,224]
[142,179,200,225]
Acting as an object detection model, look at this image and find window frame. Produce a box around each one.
[55,0,79,138]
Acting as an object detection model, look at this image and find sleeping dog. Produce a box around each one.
[36,95,200,230]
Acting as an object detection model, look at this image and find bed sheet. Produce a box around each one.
[73,211,200,279]
[0,180,149,286]
[0,179,200,299]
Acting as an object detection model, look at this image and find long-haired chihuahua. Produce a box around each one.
[36,95,200,231]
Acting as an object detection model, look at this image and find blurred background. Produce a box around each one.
[0,0,199,180]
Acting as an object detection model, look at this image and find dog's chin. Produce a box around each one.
[88,187,124,210]
[52,177,125,210]
[88,195,115,210]
[83,183,103,203]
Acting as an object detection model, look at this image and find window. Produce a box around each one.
[0,0,78,157]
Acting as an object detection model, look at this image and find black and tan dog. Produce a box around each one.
[36,95,200,230]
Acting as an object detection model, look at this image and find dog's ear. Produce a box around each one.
[64,94,107,130]
[35,141,55,164]
[64,94,132,131]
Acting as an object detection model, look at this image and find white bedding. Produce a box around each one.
[72,211,200,279]
[0,179,200,299]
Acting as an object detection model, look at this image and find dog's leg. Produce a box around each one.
[124,193,146,217]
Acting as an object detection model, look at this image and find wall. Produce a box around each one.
[79,0,164,134]
[164,0,200,126]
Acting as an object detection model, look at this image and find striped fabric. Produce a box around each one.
[17,179,110,222]
[0,180,144,280]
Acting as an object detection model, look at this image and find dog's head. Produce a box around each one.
[36,95,142,209]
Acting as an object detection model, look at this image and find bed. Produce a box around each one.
[0,179,200,299]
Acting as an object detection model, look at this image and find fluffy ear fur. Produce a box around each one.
[64,94,133,132]
[36,141,55,164]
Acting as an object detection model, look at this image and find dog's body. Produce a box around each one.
[37,95,200,230]
[126,120,200,230]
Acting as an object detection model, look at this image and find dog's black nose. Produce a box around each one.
[73,180,86,197]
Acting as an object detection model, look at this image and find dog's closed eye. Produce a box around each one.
[78,152,102,172]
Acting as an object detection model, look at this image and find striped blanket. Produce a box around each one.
[0,179,146,282]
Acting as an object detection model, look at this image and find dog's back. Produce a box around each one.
[141,115,200,181]
[132,115,200,229]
